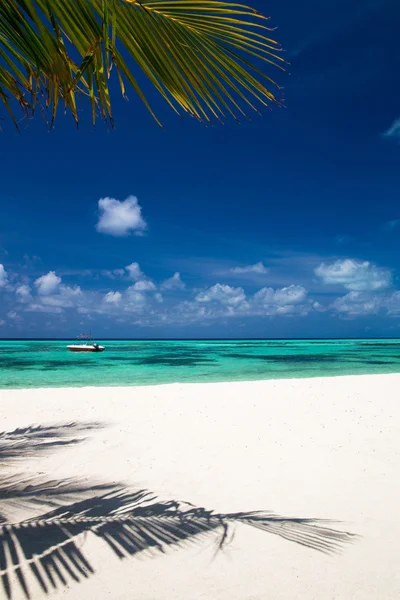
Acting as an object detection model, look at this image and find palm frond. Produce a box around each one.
[0,0,285,128]
[0,486,358,599]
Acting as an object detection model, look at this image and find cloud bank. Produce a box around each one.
[1,255,400,328]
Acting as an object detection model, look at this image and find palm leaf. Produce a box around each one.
[0,0,285,128]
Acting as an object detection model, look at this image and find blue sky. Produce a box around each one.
[1,0,399,338]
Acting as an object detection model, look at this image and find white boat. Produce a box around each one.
[67,334,105,353]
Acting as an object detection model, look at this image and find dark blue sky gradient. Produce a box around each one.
[0,0,399,338]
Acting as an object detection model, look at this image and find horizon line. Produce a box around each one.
[0,337,399,342]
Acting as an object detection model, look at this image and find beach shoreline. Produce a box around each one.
[1,373,400,599]
[1,369,400,392]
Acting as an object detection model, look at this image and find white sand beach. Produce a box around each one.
[1,374,400,599]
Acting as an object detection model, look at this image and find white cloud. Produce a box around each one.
[251,285,310,316]
[0,264,8,288]
[331,291,383,317]
[124,263,155,291]
[104,291,122,304]
[132,280,156,291]
[252,285,305,305]
[72,283,152,319]
[385,292,400,316]
[329,290,400,319]
[383,117,400,141]
[28,272,83,313]
[315,259,392,291]
[125,262,145,281]
[16,284,32,304]
[192,283,310,319]
[275,304,305,316]
[155,293,164,304]
[124,287,147,312]
[161,272,186,290]
[313,301,327,313]
[230,261,269,275]
[0,319,4,326]
[96,195,147,237]
[196,284,246,306]
[42,285,82,306]
[35,271,61,295]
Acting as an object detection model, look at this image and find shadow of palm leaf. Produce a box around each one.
[0,423,102,463]
[0,477,114,524]
[0,486,358,599]
[0,423,358,598]
[0,423,105,525]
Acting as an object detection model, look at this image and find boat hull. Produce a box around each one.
[67,345,105,353]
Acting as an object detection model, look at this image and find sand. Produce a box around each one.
[1,374,400,599]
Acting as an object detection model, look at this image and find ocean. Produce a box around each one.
[0,339,400,389]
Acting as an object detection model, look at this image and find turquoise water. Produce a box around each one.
[0,339,400,389]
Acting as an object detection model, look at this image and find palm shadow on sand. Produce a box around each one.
[0,423,358,599]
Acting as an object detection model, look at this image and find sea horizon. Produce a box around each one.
[1,336,400,341]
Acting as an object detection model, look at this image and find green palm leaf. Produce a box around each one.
[0,0,285,128]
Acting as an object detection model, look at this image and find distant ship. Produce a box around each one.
[67,333,105,353]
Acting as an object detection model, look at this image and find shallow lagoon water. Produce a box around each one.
[1,339,400,388]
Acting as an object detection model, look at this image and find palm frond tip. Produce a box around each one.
[0,0,285,128]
